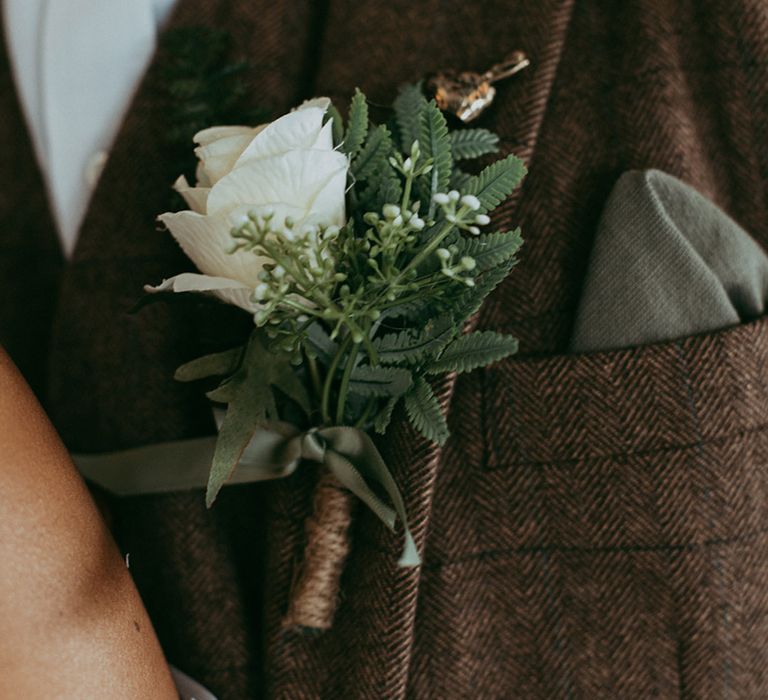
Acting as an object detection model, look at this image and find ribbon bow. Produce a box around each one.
[74,422,419,567]
[239,423,419,566]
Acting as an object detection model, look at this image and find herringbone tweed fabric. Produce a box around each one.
[2,0,768,697]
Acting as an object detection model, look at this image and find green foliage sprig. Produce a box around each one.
[182,85,525,502]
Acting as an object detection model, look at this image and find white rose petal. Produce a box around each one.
[310,120,334,151]
[173,175,209,214]
[206,148,347,224]
[195,160,212,188]
[193,125,258,146]
[194,132,259,185]
[144,272,260,313]
[153,96,347,316]
[193,125,269,185]
[159,208,270,287]
[234,107,331,167]
[296,96,332,112]
[302,164,348,227]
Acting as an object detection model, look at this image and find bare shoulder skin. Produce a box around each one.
[0,349,178,699]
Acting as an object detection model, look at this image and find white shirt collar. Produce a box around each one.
[3,0,177,258]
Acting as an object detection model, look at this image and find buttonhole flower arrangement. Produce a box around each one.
[146,84,525,629]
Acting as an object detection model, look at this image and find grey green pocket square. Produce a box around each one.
[571,169,768,353]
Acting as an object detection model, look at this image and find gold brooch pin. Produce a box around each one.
[426,51,531,123]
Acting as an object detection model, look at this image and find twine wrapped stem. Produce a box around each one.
[283,470,355,629]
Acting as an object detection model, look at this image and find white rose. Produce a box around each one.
[146,98,348,312]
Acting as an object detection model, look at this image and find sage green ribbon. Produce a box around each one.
[74,423,419,567]
[255,423,418,567]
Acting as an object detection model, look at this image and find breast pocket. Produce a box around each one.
[416,317,768,699]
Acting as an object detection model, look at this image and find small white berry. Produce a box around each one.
[383,203,401,220]
[461,194,481,210]
[474,213,491,225]
[448,190,460,202]
[432,193,450,205]
[468,226,481,235]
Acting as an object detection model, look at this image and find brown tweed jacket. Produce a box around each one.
[2,0,768,697]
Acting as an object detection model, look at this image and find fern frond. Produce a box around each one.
[404,377,449,445]
[393,82,428,151]
[427,331,518,375]
[343,88,368,157]
[449,129,499,160]
[454,229,523,272]
[352,125,394,182]
[466,154,527,214]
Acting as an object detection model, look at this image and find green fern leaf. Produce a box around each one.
[269,362,312,416]
[427,331,518,375]
[352,124,394,182]
[374,316,454,364]
[450,259,515,325]
[377,171,403,208]
[343,88,368,157]
[361,168,403,212]
[203,334,311,507]
[174,347,243,381]
[449,129,500,160]
[393,82,428,151]
[419,100,452,196]
[373,396,399,434]
[404,377,449,446]
[203,337,278,506]
[450,168,473,190]
[466,153,527,214]
[379,295,433,323]
[325,103,344,148]
[454,229,523,272]
[349,365,412,397]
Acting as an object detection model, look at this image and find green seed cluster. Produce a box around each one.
[228,141,490,361]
